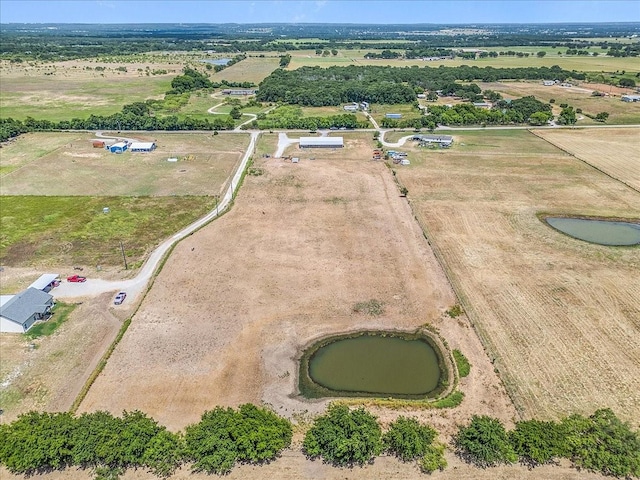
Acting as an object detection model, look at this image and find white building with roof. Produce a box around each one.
[28,274,59,293]
[299,137,344,148]
[0,288,55,333]
[130,142,156,152]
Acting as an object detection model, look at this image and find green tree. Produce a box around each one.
[331,49,338,56]
[557,106,577,125]
[559,409,640,478]
[509,419,564,466]
[537,51,547,58]
[303,404,382,466]
[619,77,636,87]
[594,111,609,122]
[454,415,517,467]
[383,417,437,462]
[529,111,553,126]
[229,106,243,120]
[419,443,448,473]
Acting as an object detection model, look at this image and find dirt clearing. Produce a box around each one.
[79,133,514,434]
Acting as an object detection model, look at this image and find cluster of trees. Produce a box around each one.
[303,405,447,473]
[381,95,553,129]
[253,106,368,130]
[0,405,292,478]
[256,65,582,106]
[455,409,640,477]
[1,405,638,478]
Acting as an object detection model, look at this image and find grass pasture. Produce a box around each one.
[0,195,217,267]
[211,55,281,84]
[396,129,640,426]
[0,60,175,121]
[0,132,247,196]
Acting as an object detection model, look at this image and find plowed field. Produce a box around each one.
[396,129,640,426]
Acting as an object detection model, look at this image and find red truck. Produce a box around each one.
[67,275,87,282]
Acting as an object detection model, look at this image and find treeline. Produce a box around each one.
[1,406,638,479]
[256,65,583,106]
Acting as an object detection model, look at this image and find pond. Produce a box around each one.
[200,58,232,66]
[546,217,640,246]
[299,331,447,399]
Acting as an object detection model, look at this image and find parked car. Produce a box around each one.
[67,275,87,282]
[114,291,127,305]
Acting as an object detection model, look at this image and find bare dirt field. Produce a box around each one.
[396,129,640,427]
[1,132,247,196]
[78,132,515,440]
[532,127,640,192]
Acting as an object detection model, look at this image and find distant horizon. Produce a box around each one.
[1,1,639,25]
[3,20,640,25]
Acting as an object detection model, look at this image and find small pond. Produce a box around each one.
[200,58,232,66]
[546,217,640,246]
[299,331,447,399]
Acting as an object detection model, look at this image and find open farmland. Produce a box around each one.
[395,129,640,426]
[532,127,640,191]
[210,55,281,84]
[78,132,515,434]
[0,60,176,121]
[0,132,247,196]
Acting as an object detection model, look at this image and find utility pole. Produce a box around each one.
[120,240,128,270]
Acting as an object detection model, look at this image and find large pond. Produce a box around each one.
[200,58,232,66]
[299,331,447,399]
[546,217,640,246]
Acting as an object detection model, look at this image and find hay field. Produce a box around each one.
[0,132,247,196]
[210,56,281,84]
[78,132,516,434]
[532,128,640,192]
[396,129,640,426]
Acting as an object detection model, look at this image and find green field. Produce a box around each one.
[0,195,217,267]
[211,55,281,84]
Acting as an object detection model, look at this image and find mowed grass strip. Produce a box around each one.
[0,195,217,267]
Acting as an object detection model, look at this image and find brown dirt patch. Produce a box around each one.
[79,133,514,434]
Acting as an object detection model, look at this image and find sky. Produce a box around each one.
[1,0,639,24]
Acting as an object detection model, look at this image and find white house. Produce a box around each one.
[299,136,344,148]
[0,288,55,333]
[621,94,640,102]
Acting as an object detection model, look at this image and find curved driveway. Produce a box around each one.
[53,131,259,301]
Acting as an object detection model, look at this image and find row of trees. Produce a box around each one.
[256,65,583,106]
[1,405,638,478]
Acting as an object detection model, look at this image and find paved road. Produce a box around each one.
[53,131,259,302]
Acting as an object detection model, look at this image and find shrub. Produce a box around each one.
[420,443,448,473]
[454,415,517,467]
[383,416,437,462]
[453,349,471,377]
[303,404,382,466]
[445,304,463,318]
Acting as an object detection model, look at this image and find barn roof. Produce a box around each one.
[299,136,344,147]
[28,274,59,291]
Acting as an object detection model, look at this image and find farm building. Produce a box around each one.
[109,142,129,154]
[413,134,454,147]
[299,137,344,148]
[621,95,640,102]
[343,103,359,111]
[542,80,556,86]
[473,102,492,109]
[92,140,105,148]
[0,288,54,333]
[28,274,60,293]
[222,89,257,95]
[385,113,402,119]
[361,101,369,110]
[130,142,157,152]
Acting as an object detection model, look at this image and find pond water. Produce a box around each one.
[306,333,442,397]
[200,58,232,66]
[546,217,640,246]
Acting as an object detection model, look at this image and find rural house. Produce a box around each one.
[0,288,55,333]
